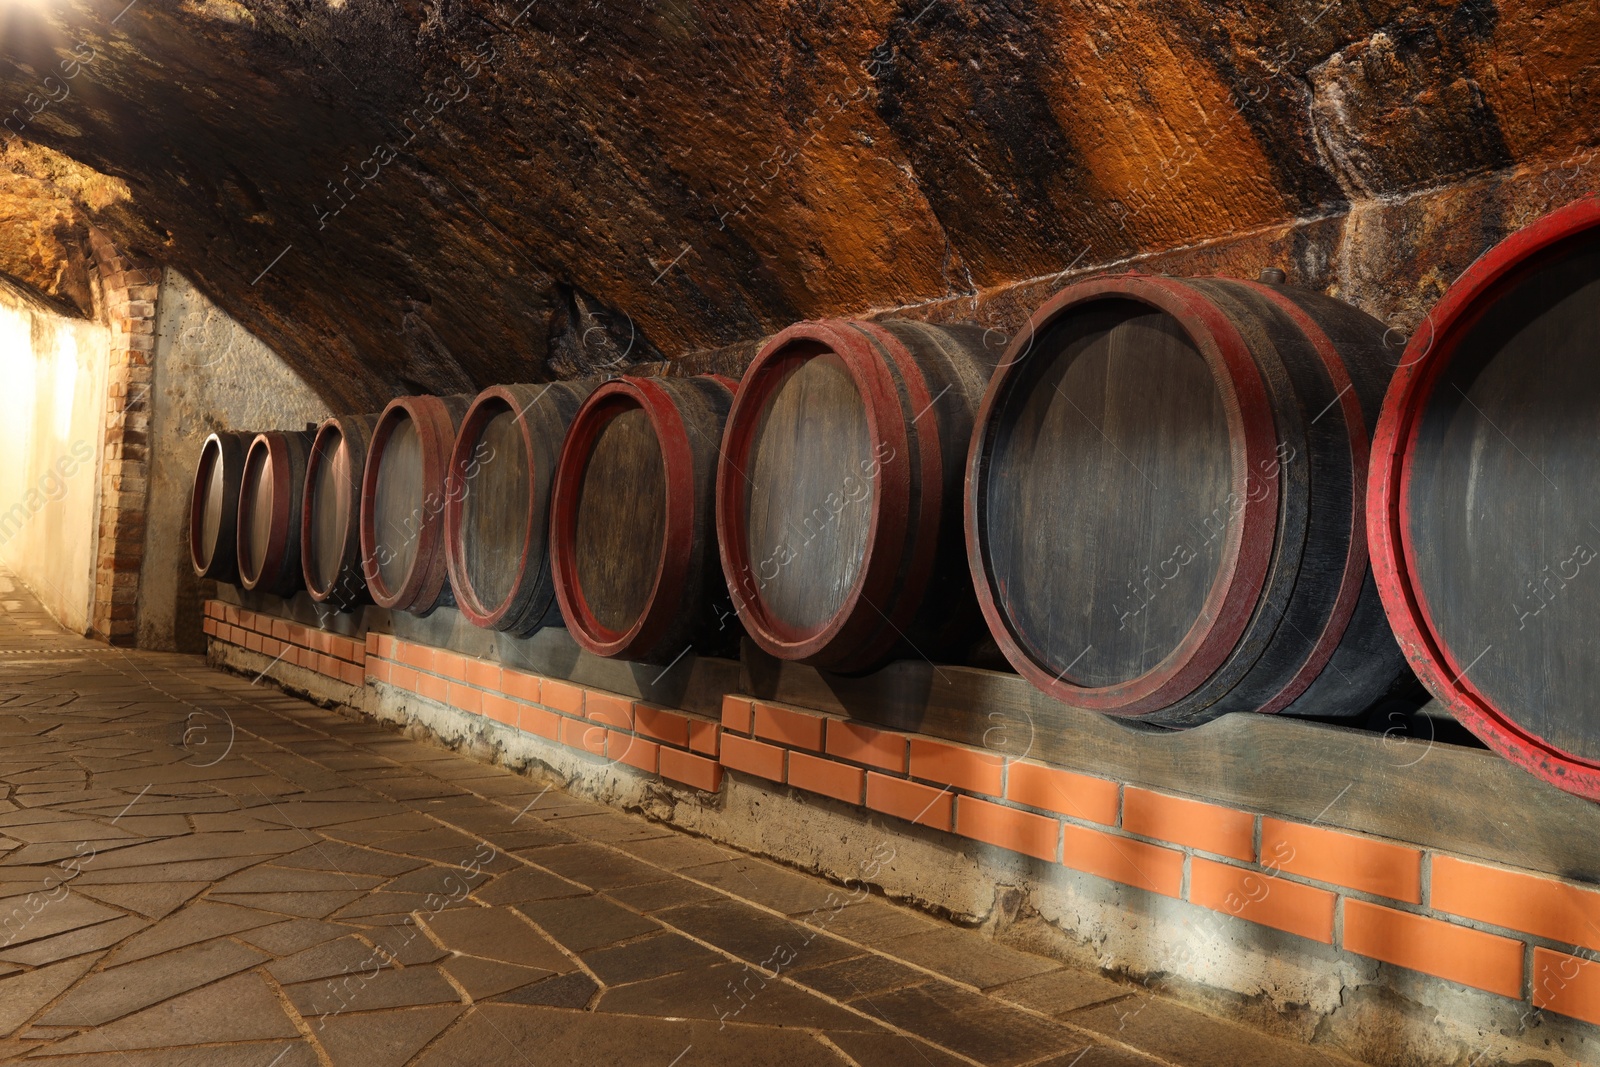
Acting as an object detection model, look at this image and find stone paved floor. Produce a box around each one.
[0,570,1372,1067]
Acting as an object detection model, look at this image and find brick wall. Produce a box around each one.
[89,232,159,645]
[204,605,1600,1032]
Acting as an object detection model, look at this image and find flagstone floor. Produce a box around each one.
[0,570,1370,1067]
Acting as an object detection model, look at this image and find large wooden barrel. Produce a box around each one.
[189,431,253,583]
[1370,196,1600,798]
[301,414,377,612]
[716,319,997,673]
[549,375,735,663]
[967,273,1409,728]
[445,382,595,635]
[236,430,314,596]
[359,394,471,615]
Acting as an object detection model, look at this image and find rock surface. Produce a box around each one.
[0,0,1596,407]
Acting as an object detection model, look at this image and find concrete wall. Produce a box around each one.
[0,286,109,632]
[138,270,326,651]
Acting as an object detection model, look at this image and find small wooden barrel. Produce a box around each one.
[236,430,314,596]
[967,273,1408,727]
[445,382,595,635]
[359,394,472,615]
[1370,196,1600,798]
[189,431,253,583]
[549,376,735,662]
[716,319,997,673]
[301,414,377,611]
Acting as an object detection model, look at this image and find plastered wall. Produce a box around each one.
[0,286,109,632]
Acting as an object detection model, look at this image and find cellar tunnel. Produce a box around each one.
[0,0,1598,1064]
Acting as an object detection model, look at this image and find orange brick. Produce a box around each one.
[957,796,1060,862]
[753,702,826,751]
[1007,762,1119,826]
[720,734,785,782]
[1343,899,1522,998]
[522,704,561,741]
[364,658,390,684]
[608,733,660,774]
[688,720,721,756]
[265,637,288,660]
[559,716,607,756]
[204,600,221,619]
[334,635,365,663]
[433,651,467,681]
[1533,948,1600,1026]
[223,604,241,625]
[399,642,435,672]
[586,691,635,732]
[1190,857,1335,943]
[339,662,363,686]
[1123,787,1253,860]
[374,633,397,659]
[787,751,865,804]
[366,632,380,657]
[245,632,265,654]
[1432,855,1600,952]
[390,664,419,692]
[721,694,753,734]
[866,773,954,831]
[416,673,449,704]
[908,738,1004,796]
[501,668,541,704]
[1261,820,1421,903]
[483,694,521,729]
[661,748,724,792]
[449,683,483,715]
[634,704,691,748]
[203,618,219,637]
[542,678,585,715]
[270,618,291,641]
[321,654,343,677]
[1061,824,1183,899]
[458,658,496,690]
[826,720,908,772]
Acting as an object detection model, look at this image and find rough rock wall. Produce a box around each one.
[138,269,325,652]
[0,0,1596,410]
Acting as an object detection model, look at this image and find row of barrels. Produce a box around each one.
[193,196,1600,801]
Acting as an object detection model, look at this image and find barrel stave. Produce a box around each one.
[302,414,377,612]
[189,431,251,583]
[968,274,1410,727]
[237,430,314,597]
[360,394,471,615]
[551,375,736,664]
[447,381,594,635]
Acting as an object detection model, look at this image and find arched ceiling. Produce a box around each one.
[0,0,1595,410]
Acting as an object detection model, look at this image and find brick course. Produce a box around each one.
[204,605,1600,1032]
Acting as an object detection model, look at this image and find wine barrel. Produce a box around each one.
[189,431,253,583]
[967,273,1408,727]
[445,382,595,635]
[549,375,735,663]
[301,414,377,612]
[236,430,314,596]
[359,394,472,615]
[1370,196,1600,798]
[716,319,997,673]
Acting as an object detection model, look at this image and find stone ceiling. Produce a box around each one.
[0,0,1595,410]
